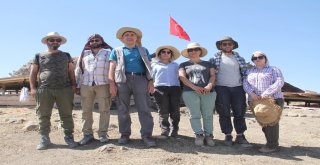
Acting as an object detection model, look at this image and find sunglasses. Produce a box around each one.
[161,50,172,54]
[90,39,101,43]
[251,56,265,61]
[48,38,62,43]
[187,48,201,52]
[221,42,233,47]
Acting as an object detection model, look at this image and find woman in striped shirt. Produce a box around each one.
[243,51,284,153]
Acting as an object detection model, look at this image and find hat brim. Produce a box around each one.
[116,27,142,46]
[181,46,208,58]
[41,35,67,45]
[155,45,180,61]
[215,40,238,50]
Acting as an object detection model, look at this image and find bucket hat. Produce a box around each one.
[215,36,238,50]
[181,42,208,58]
[41,32,67,45]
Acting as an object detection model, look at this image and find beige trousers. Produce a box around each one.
[80,84,111,137]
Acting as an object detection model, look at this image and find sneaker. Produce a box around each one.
[205,135,215,147]
[36,135,52,150]
[195,134,204,146]
[224,135,233,146]
[99,135,109,143]
[118,135,130,145]
[156,133,169,140]
[259,145,278,153]
[79,134,94,145]
[142,136,156,147]
[64,135,79,148]
[235,134,252,148]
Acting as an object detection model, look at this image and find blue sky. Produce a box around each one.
[1,0,319,92]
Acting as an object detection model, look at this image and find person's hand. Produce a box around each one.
[250,93,261,101]
[148,80,155,94]
[110,82,117,97]
[203,84,213,95]
[75,88,80,95]
[30,88,36,97]
[193,86,205,95]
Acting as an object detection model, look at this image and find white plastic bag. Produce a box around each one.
[19,87,29,102]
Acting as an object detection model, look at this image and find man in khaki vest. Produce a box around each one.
[109,27,156,147]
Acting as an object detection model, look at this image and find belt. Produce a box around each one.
[125,72,146,76]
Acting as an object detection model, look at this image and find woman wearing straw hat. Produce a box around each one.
[152,45,181,139]
[243,51,284,153]
[179,42,217,146]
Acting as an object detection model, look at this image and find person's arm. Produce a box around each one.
[68,62,76,93]
[179,68,204,94]
[108,60,117,97]
[243,69,261,100]
[261,67,284,98]
[74,56,82,95]
[29,64,39,97]
[203,68,216,94]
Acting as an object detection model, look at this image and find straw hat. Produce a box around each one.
[41,32,67,45]
[250,97,282,127]
[155,45,180,61]
[116,27,142,46]
[215,36,238,50]
[181,42,208,58]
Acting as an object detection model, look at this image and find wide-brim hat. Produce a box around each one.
[41,32,67,45]
[155,45,180,61]
[215,36,238,50]
[250,98,282,127]
[116,27,142,46]
[181,42,208,58]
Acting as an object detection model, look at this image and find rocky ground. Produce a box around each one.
[0,104,319,165]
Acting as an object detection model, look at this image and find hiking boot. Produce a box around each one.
[36,135,52,150]
[99,135,109,143]
[205,135,215,147]
[142,136,156,147]
[170,130,178,137]
[224,135,233,146]
[195,134,204,146]
[64,135,79,148]
[118,135,130,145]
[259,145,278,153]
[235,134,252,148]
[79,134,94,145]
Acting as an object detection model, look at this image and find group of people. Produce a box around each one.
[29,27,284,153]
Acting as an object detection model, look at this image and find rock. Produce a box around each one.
[120,146,128,151]
[22,121,39,131]
[5,118,26,124]
[99,144,116,152]
[287,112,298,117]
[299,114,307,117]
[310,114,320,118]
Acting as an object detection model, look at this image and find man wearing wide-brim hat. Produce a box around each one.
[30,32,78,150]
[108,27,156,147]
[209,36,251,147]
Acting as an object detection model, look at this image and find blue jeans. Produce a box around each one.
[182,91,216,136]
[215,86,247,135]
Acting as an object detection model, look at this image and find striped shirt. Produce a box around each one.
[75,49,111,88]
[243,66,284,100]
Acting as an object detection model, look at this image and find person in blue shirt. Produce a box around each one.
[108,27,156,147]
[152,45,181,139]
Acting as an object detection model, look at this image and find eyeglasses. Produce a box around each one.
[251,56,265,61]
[187,48,201,52]
[90,39,101,43]
[221,42,233,47]
[48,38,62,43]
[161,50,172,54]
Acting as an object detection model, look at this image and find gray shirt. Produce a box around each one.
[216,54,242,87]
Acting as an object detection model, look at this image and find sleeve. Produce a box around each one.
[261,67,285,97]
[32,53,40,65]
[109,49,117,61]
[65,52,73,63]
[145,48,152,61]
[243,70,255,94]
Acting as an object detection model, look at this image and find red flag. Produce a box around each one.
[170,17,191,41]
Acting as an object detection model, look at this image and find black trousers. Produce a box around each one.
[153,86,181,135]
